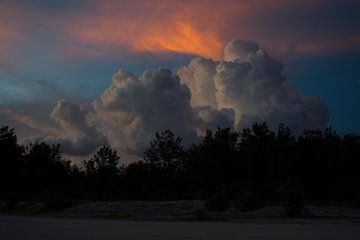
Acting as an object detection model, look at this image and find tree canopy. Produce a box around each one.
[0,123,360,204]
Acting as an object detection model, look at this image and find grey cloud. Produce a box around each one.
[193,106,235,135]
[93,68,197,155]
[224,39,260,62]
[49,100,107,156]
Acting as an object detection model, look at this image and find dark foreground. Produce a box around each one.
[1,215,360,240]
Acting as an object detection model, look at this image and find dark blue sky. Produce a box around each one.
[285,51,360,133]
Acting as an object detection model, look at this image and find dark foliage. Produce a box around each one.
[0,126,24,206]
[34,189,75,211]
[120,130,188,200]
[278,180,305,217]
[186,127,239,195]
[24,142,72,196]
[1,123,360,208]
[83,145,120,199]
[144,130,186,170]
[234,191,262,211]
[204,192,230,212]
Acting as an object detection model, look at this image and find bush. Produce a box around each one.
[192,209,208,219]
[204,192,230,212]
[3,192,19,209]
[34,189,75,211]
[332,180,360,202]
[234,191,262,211]
[278,180,305,217]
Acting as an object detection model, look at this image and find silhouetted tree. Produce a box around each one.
[342,133,360,180]
[238,122,276,180]
[84,145,120,177]
[84,145,120,199]
[0,126,24,205]
[24,141,72,197]
[274,124,296,180]
[140,130,189,199]
[121,161,153,199]
[144,130,186,170]
[188,127,239,194]
[1,123,360,204]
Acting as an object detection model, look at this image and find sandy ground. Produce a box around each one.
[59,201,360,220]
[1,215,360,240]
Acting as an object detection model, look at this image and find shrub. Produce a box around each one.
[204,192,230,212]
[332,180,360,203]
[278,180,305,217]
[34,189,75,211]
[3,192,19,209]
[234,191,262,211]
[192,209,208,219]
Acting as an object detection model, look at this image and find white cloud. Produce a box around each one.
[178,57,218,108]
[92,68,197,155]
[39,39,329,158]
[179,38,329,134]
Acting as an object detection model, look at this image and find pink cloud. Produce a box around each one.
[0,108,63,137]
[1,0,359,62]
[59,0,360,59]
[0,5,23,61]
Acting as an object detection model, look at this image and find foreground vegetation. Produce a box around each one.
[1,123,360,216]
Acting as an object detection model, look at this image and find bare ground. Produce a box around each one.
[2,201,360,239]
[57,201,360,220]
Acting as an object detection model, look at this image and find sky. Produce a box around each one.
[0,0,359,160]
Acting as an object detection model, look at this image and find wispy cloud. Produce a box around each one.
[1,0,359,63]
[0,108,62,136]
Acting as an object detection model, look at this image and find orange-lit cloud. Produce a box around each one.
[1,0,360,62]
[132,20,222,59]
[63,0,296,59]
[0,6,21,60]
[60,0,360,60]
[64,0,230,59]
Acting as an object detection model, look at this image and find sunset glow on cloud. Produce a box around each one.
[65,0,228,59]
[2,0,359,60]
[69,12,223,59]
[64,0,360,59]
[0,5,23,61]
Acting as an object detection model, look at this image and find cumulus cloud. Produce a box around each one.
[92,68,197,155]
[193,106,235,135]
[178,57,218,108]
[179,38,329,133]
[49,100,107,156]
[43,39,328,158]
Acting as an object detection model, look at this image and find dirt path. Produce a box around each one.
[1,215,360,240]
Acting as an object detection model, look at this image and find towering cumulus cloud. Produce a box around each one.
[50,39,329,158]
[92,68,197,155]
[179,39,329,132]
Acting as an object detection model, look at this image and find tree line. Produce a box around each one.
[1,123,360,210]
